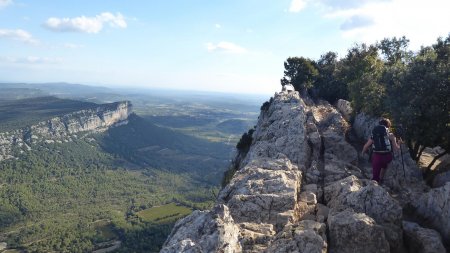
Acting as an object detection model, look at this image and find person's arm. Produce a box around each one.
[389,133,401,152]
[361,138,373,156]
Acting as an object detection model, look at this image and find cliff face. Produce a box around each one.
[160,91,449,253]
[0,101,132,161]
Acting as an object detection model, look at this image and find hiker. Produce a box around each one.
[361,118,401,183]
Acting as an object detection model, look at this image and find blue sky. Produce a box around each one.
[0,0,449,94]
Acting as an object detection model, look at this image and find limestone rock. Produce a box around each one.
[324,176,402,223]
[315,204,329,223]
[324,175,403,251]
[323,159,365,185]
[335,99,353,121]
[244,91,309,171]
[161,204,242,253]
[160,91,449,253]
[302,184,323,203]
[352,112,380,140]
[411,182,450,244]
[322,129,357,165]
[239,223,275,252]
[264,220,327,253]
[328,209,390,253]
[298,191,318,221]
[403,221,446,253]
[311,103,349,135]
[0,242,7,251]
[219,157,302,229]
[0,101,131,162]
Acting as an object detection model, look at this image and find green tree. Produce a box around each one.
[377,36,412,65]
[340,44,386,114]
[397,36,450,167]
[381,37,411,130]
[281,57,319,94]
[314,51,348,103]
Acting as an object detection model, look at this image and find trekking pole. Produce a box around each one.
[394,125,406,179]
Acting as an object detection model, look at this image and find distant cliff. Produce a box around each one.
[160,91,449,253]
[0,101,132,161]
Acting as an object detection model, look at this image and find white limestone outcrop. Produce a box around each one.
[0,101,131,161]
[160,91,449,252]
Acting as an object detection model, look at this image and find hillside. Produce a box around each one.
[100,114,230,184]
[160,91,449,253]
[0,97,233,252]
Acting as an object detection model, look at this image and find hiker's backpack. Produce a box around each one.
[371,125,392,153]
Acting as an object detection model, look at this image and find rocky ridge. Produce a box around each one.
[0,101,132,161]
[160,91,449,253]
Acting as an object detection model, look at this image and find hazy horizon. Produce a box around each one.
[0,81,274,97]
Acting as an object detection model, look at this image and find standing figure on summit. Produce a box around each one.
[361,118,401,183]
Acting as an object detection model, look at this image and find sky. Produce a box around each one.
[0,0,449,95]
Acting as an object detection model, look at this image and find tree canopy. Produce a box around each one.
[281,57,319,94]
[280,34,450,169]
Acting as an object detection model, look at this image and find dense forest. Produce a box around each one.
[0,137,220,252]
[279,35,449,175]
[0,107,232,252]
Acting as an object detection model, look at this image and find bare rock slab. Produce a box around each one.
[161,204,242,253]
[328,209,390,253]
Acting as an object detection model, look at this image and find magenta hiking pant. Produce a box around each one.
[372,152,393,182]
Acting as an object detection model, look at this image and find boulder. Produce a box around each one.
[411,182,450,244]
[328,209,390,253]
[297,191,318,221]
[218,157,301,230]
[335,99,353,121]
[324,176,403,251]
[353,113,380,140]
[315,204,329,223]
[161,205,242,253]
[311,102,349,135]
[323,159,365,185]
[0,242,7,251]
[322,129,358,165]
[239,223,275,252]
[265,220,327,253]
[403,221,446,253]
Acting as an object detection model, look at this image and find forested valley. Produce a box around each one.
[0,91,261,252]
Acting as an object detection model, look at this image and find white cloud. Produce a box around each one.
[1,56,62,64]
[319,0,391,10]
[0,29,38,44]
[206,41,247,54]
[289,0,307,12]
[215,24,221,29]
[0,0,12,9]
[44,12,127,34]
[322,0,450,50]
